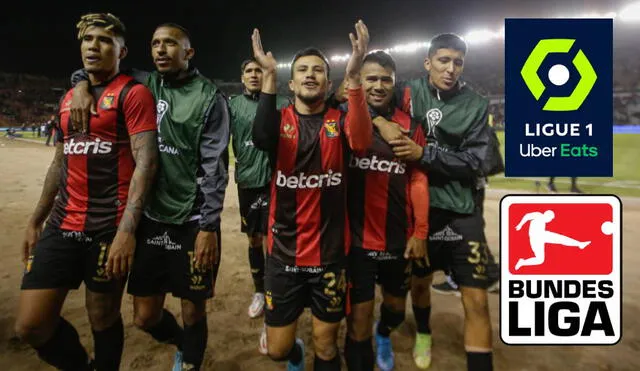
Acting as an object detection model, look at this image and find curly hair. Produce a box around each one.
[76,13,126,41]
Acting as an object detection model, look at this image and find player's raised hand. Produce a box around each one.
[251,29,277,73]
[345,20,370,79]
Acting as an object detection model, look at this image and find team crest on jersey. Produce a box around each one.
[425,108,443,136]
[281,122,296,139]
[324,120,339,138]
[100,93,115,110]
[156,100,169,130]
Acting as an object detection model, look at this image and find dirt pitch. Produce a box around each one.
[0,137,639,370]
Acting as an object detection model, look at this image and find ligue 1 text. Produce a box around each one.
[520,122,598,158]
[524,122,592,137]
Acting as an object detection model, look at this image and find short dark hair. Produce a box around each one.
[76,13,126,42]
[156,22,192,43]
[290,47,331,79]
[363,50,396,73]
[428,33,467,58]
[241,58,259,74]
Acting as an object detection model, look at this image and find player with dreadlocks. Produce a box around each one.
[15,13,158,371]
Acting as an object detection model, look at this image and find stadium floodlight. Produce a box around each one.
[276,63,292,69]
[580,12,604,18]
[619,1,640,22]
[390,41,427,53]
[464,29,499,44]
[273,4,628,69]
[330,53,350,63]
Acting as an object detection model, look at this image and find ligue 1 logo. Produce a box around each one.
[504,18,613,177]
[500,195,622,345]
[521,38,597,111]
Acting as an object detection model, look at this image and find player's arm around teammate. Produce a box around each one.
[386,35,495,371]
[387,103,495,370]
[67,23,230,371]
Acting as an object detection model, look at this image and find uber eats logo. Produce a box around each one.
[521,39,597,111]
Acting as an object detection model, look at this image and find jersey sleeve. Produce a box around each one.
[412,121,426,147]
[122,84,157,136]
[343,87,373,151]
[198,93,231,232]
[54,92,68,143]
[392,80,412,115]
[416,100,492,179]
[409,120,428,238]
[252,93,282,152]
[54,119,64,143]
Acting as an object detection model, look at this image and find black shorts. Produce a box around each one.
[348,247,411,305]
[127,216,221,302]
[238,185,269,235]
[412,206,494,289]
[21,225,120,293]
[264,256,347,327]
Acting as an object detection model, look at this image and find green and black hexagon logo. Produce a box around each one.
[520,39,597,111]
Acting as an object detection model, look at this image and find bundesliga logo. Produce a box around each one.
[500,195,621,345]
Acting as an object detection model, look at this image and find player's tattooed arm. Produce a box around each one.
[23,142,63,264]
[29,143,64,227]
[105,130,157,279]
[118,131,158,233]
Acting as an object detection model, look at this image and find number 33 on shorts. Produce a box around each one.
[467,241,489,277]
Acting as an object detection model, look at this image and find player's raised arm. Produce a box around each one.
[343,20,373,151]
[251,28,281,152]
[22,142,63,265]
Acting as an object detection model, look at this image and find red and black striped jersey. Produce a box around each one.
[253,89,372,267]
[348,108,429,254]
[47,74,156,233]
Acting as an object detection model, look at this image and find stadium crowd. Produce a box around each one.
[2,27,640,129]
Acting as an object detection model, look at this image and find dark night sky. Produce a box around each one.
[0,0,628,82]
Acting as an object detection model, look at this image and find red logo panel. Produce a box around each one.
[508,203,613,275]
